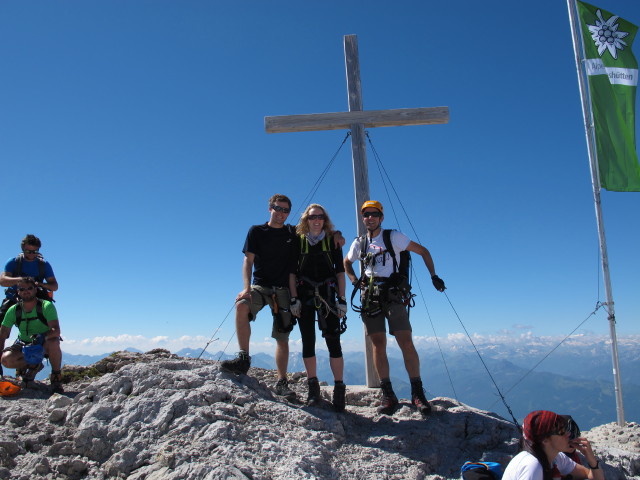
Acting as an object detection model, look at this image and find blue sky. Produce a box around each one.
[1,0,639,357]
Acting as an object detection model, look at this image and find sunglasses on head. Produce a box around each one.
[271,204,291,214]
[362,211,382,218]
[307,214,325,220]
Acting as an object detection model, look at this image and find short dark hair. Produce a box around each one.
[18,276,37,287]
[268,194,292,209]
[21,234,42,249]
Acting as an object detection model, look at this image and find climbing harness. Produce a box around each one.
[297,276,347,335]
[350,230,416,317]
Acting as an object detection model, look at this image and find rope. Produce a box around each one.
[444,291,521,431]
[197,301,236,359]
[365,131,460,402]
[200,134,350,360]
[366,132,421,243]
[489,302,604,408]
[293,132,351,220]
[411,266,459,401]
[366,131,522,429]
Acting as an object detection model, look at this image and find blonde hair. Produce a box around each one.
[296,203,335,236]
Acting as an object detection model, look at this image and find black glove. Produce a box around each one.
[431,275,446,292]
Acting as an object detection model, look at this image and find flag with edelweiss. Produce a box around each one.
[577,1,640,191]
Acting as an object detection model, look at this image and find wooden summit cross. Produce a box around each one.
[265,34,449,388]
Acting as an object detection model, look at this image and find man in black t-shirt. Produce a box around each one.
[221,194,299,398]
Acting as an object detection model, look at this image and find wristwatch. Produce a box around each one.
[589,460,599,470]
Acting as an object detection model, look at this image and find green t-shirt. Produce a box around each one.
[1,300,58,342]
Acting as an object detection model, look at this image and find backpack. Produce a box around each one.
[460,461,503,480]
[15,299,49,330]
[350,229,414,315]
[9,254,54,302]
[381,229,411,280]
[13,253,47,282]
[357,229,412,288]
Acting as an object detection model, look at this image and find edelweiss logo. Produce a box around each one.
[586,9,629,60]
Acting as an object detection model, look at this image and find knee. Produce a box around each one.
[1,351,22,369]
[394,332,415,349]
[325,335,343,358]
[369,333,386,348]
[45,337,61,352]
[236,301,250,315]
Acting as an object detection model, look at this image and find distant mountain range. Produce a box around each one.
[14,337,638,430]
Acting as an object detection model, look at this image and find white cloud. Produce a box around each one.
[61,331,640,356]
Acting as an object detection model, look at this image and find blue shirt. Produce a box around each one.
[3,256,55,299]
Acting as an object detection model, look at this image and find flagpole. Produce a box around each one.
[567,0,625,426]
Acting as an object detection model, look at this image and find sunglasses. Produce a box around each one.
[23,249,39,254]
[362,211,382,218]
[307,214,325,220]
[18,286,35,292]
[271,204,291,214]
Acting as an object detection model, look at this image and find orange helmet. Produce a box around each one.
[361,200,383,212]
[0,381,21,397]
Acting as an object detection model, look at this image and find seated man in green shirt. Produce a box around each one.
[0,276,63,393]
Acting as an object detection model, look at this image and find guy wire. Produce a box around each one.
[444,291,521,431]
[294,132,351,219]
[201,133,350,360]
[489,302,604,409]
[197,302,236,359]
[367,131,519,429]
[366,131,459,400]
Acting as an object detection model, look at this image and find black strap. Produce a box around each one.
[15,299,48,330]
[14,254,46,282]
[382,229,399,273]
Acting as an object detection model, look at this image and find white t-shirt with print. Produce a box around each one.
[346,230,411,278]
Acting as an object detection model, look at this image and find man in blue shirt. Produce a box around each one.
[0,234,58,322]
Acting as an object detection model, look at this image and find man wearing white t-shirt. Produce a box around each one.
[344,200,445,416]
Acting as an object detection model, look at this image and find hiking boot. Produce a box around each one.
[306,377,321,406]
[19,363,45,383]
[220,351,251,375]
[411,379,432,416]
[275,378,296,400]
[50,371,64,394]
[332,381,346,413]
[376,380,399,416]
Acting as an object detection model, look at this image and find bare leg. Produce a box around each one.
[394,330,420,378]
[275,339,289,380]
[235,303,252,353]
[369,332,390,380]
[44,338,63,371]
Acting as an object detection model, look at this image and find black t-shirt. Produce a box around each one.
[243,223,297,287]
[294,236,344,282]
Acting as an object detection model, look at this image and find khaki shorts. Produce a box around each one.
[361,290,412,336]
[238,285,292,342]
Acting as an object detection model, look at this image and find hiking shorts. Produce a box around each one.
[361,290,411,336]
[237,285,292,341]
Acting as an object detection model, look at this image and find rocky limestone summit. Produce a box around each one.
[0,349,638,479]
